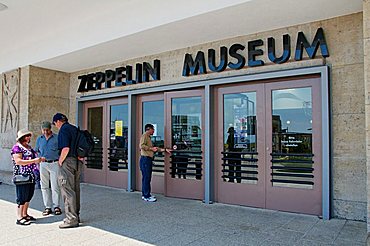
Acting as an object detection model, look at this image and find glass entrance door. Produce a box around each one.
[215,76,323,216]
[265,78,322,215]
[165,89,204,200]
[136,94,165,194]
[106,98,128,189]
[83,101,106,186]
[216,84,266,207]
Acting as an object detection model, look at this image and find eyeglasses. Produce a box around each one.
[24,134,31,137]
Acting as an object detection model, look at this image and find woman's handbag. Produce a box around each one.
[13,174,33,185]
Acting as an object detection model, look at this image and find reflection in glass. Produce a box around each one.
[271,87,314,189]
[86,107,103,169]
[109,104,128,171]
[143,100,164,174]
[223,92,258,184]
[171,97,202,180]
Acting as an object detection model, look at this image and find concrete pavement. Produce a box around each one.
[0,183,367,245]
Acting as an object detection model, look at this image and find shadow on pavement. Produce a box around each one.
[0,182,367,245]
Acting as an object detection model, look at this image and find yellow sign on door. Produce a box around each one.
[115,120,123,136]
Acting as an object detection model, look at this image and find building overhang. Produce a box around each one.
[0,0,362,74]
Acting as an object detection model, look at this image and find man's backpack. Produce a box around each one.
[75,128,95,158]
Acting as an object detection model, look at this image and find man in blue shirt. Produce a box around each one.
[52,113,82,229]
[35,121,61,216]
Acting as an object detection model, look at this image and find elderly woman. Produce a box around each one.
[11,129,45,226]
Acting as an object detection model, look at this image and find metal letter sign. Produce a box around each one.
[295,27,329,60]
[208,46,228,72]
[182,52,207,76]
[182,28,329,77]
[268,34,291,64]
[77,28,330,92]
[77,60,160,92]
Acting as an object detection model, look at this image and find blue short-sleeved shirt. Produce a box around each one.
[58,122,78,157]
[35,133,59,161]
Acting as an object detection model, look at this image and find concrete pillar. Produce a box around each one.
[364,0,370,234]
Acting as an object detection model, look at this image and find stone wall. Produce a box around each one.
[0,66,70,183]
[69,13,366,221]
[28,66,70,140]
[363,0,370,231]
[328,13,365,221]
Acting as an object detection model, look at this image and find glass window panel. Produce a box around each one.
[171,97,202,180]
[271,87,313,189]
[86,107,103,169]
[109,104,128,171]
[223,92,258,184]
[143,100,164,175]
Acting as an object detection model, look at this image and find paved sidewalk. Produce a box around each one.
[0,183,366,245]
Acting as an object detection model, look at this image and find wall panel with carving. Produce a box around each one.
[0,69,20,148]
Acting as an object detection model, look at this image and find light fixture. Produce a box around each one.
[0,3,8,11]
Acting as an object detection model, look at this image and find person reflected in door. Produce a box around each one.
[139,123,172,202]
[226,127,241,183]
[175,140,190,179]
[109,138,121,171]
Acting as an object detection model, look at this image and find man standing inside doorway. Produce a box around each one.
[52,113,82,229]
[140,123,171,202]
[35,121,62,216]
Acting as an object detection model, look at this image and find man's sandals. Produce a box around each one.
[42,208,52,216]
[43,207,62,216]
[54,207,62,215]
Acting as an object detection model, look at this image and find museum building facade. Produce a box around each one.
[1,10,369,227]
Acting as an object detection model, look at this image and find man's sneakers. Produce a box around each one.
[142,195,156,199]
[141,195,156,199]
[142,196,157,202]
[59,218,79,229]
[59,222,79,229]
